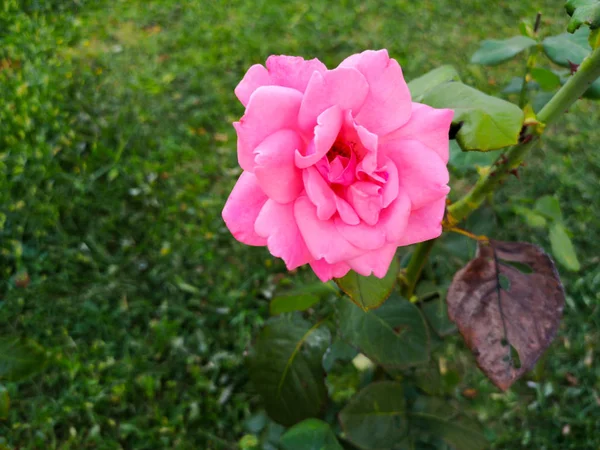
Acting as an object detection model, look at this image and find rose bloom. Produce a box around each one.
[223,50,453,282]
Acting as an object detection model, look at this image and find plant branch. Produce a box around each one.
[400,44,600,295]
[449,44,600,222]
[401,238,436,299]
[519,13,542,108]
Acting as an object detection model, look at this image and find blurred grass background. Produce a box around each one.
[1,0,599,448]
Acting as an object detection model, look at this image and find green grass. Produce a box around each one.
[1,0,599,448]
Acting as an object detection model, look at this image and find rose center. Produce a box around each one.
[327,138,353,162]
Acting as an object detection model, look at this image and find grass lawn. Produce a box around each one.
[1,0,599,448]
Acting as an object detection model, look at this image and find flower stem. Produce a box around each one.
[449,44,600,222]
[519,13,542,108]
[401,238,436,299]
[401,44,600,295]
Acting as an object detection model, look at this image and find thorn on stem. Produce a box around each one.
[569,61,580,74]
[518,124,530,142]
[510,168,520,179]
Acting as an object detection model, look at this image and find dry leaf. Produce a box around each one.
[447,240,564,390]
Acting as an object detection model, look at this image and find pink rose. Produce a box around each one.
[222,50,453,282]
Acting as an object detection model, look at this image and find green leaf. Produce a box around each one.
[534,195,564,222]
[421,296,456,337]
[338,294,429,369]
[322,339,358,373]
[513,205,548,229]
[502,77,526,94]
[549,223,581,271]
[281,419,343,450]
[543,28,591,67]
[409,397,488,450]
[519,20,535,38]
[449,140,500,175]
[0,338,47,381]
[565,0,600,33]
[0,385,9,420]
[244,411,268,434]
[246,316,331,426]
[530,67,562,91]
[421,82,525,151]
[334,255,399,311]
[584,78,600,98]
[270,283,336,315]
[414,363,462,397]
[407,65,461,102]
[470,36,537,65]
[339,382,407,450]
[533,91,555,112]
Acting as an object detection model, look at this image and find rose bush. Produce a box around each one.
[223,49,453,281]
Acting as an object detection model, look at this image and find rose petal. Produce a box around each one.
[396,197,446,246]
[355,124,379,175]
[310,259,351,282]
[254,129,304,204]
[339,49,412,136]
[222,172,268,246]
[266,55,327,92]
[294,196,363,264]
[385,139,450,210]
[347,243,398,278]
[235,86,303,172]
[298,67,369,132]
[334,217,386,250]
[379,190,411,243]
[335,195,360,225]
[347,181,383,226]
[381,158,399,208]
[295,105,342,169]
[303,166,337,220]
[234,64,272,107]
[255,200,313,270]
[327,150,356,186]
[235,57,327,107]
[383,102,454,163]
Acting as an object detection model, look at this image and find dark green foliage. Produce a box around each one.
[335,257,399,311]
[421,82,525,151]
[246,316,330,427]
[338,382,408,450]
[408,397,488,450]
[338,295,430,370]
[565,0,600,32]
[470,36,537,65]
[270,283,336,315]
[543,28,592,66]
[0,338,47,381]
[280,419,343,450]
[1,1,599,449]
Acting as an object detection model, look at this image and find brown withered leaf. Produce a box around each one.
[447,240,564,391]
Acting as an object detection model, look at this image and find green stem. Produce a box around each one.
[450,44,600,222]
[400,45,600,293]
[518,51,536,108]
[401,239,436,299]
[518,64,530,109]
[519,14,542,108]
